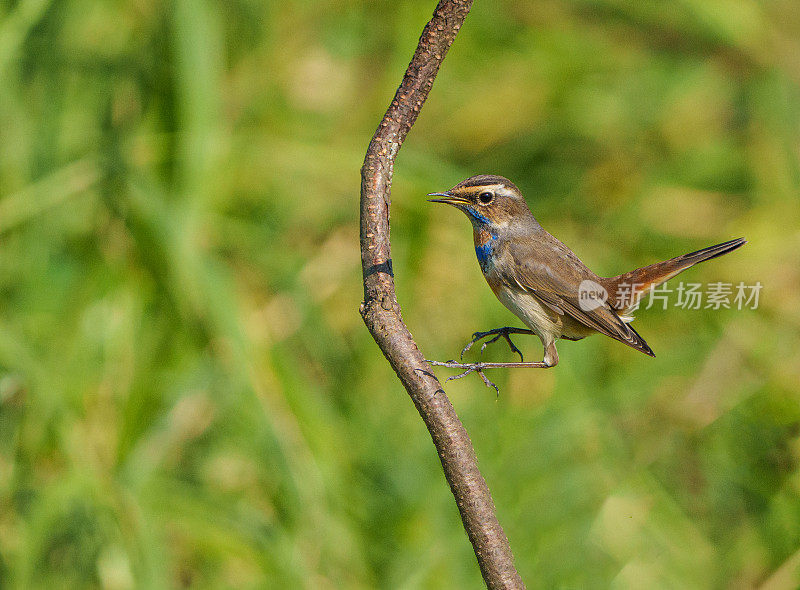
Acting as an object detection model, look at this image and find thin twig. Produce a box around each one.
[359,1,525,588]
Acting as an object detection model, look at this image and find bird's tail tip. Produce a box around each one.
[684,237,747,263]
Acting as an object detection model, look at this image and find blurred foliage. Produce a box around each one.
[0,0,799,588]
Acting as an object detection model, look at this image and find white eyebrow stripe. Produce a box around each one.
[464,184,505,193]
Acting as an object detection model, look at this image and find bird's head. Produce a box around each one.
[427,174,535,230]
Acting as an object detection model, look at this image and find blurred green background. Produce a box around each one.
[1,0,799,588]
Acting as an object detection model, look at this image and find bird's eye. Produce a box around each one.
[478,191,494,204]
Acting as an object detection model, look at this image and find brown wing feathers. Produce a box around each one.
[505,268,656,357]
[530,284,655,356]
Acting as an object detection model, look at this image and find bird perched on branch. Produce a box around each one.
[427,174,746,390]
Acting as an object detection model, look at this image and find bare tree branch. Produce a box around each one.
[359,2,525,588]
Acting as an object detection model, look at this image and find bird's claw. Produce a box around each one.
[460,327,525,362]
[480,333,524,362]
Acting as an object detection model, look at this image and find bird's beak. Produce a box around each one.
[427,192,469,205]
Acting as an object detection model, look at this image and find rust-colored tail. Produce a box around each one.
[602,237,746,313]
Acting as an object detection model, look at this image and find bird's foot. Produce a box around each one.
[460,327,535,362]
[426,359,549,395]
[427,360,500,394]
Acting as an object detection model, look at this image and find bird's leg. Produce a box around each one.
[460,327,536,361]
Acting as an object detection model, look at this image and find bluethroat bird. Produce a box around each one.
[427,174,746,390]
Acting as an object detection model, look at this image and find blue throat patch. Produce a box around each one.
[462,206,497,271]
[474,232,498,271]
[475,242,493,269]
[465,207,491,225]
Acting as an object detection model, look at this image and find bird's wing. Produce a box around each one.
[500,235,655,356]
